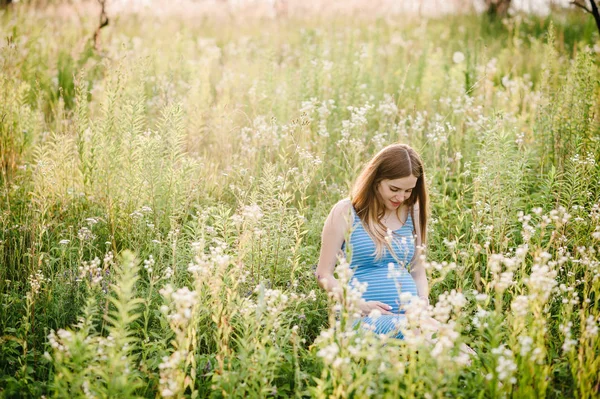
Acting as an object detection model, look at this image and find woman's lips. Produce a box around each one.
[390,200,401,207]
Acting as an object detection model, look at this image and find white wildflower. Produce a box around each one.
[77,227,95,241]
[491,345,517,384]
[584,315,598,337]
[518,335,533,357]
[316,342,339,365]
[143,255,155,274]
[29,270,46,295]
[368,309,382,320]
[241,204,263,224]
[452,51,465,64]
[511,295,529,318]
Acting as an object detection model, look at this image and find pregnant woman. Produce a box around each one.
[315,143,429,338]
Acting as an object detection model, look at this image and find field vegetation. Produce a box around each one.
[0,2,599,398]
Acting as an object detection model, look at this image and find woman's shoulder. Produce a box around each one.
[331,198,355,215]
[327,198,355,227]
[408,201,419,219]
[335,197,352,209]
[412,200,420,212]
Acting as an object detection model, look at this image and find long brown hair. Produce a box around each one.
[351,143,428,259]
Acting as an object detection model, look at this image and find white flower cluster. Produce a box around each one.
[160,285,198,330]
[370,131,389,151]
[570,152,596,167]
[488,253,519,293]
[297,147,323,168]
[337,102,373,149]
[85,217,99,226]
[541,206,571,228]
[590,202,600,222]
[143,255,155,274]
[472,308,490,329]
[525,256,558,304]
[261,288,290,329]
[421,259,458,273]
[82,380,94,398]
[432,290,467,323]
[76,252,113,287]
[472,290,488,303]
[489,345,517,385]
[316,99,336,137]
[560,289,580,306]
[239,116,280,156]
[231,203,264,227]
[425,117,454,145]
[430,320,461,360]
[29,269,47,295]
[78,257,103,286]
[239,297,258,318]
[584,315,598,338]
[559,322,577,353]
[452,51,465,64]
[299,97,318,122]
[316,342,339,365]
[129,205,153,219]
[335,258,368,317]
[518,335,533,357]
[387,261,411,280]
[518,211,537,242]
[241,204,263,223]
[397,110,427,139]
[511,295,529,318]
[592,226,600,241]
[47,329,73,356]
[188,242,230,278]
[158,349,187,398]
[401,296,472,367]
[314,323,359,369]
[78,226,96,241]
[517,334,544,364]
[377,94,398,118]
[103,251,114,267]
[96,334,116,362]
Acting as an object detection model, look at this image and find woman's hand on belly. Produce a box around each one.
[359,300,393,316]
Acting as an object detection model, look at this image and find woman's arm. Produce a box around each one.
[314,199,353,300]
[410,202,429,303]
[315,199,395,315]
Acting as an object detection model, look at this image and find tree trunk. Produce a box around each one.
[573,0,600,38]
[590,0,600,37]
[486,0,512,17]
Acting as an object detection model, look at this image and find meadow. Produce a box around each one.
[1,2,599,398]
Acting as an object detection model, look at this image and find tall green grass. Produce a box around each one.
[1,4,599,398]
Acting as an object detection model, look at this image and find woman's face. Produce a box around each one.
[376,175,418,211]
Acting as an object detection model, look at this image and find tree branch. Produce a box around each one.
[93,0,109,51]
[571,0,592,14]
[588,0,600,37]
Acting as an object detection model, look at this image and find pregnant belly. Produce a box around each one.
[351,265,418,314]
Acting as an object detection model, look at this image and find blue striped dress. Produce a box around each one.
[344,206,418,338]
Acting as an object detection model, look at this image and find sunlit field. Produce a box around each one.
[1,1,599,397]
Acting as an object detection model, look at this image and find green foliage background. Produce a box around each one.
[0,3,599,398]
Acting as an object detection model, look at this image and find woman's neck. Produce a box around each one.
[382,205,405,221]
